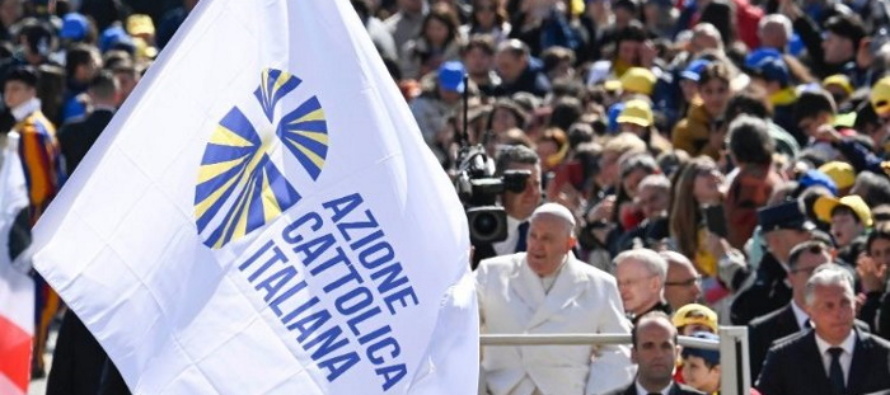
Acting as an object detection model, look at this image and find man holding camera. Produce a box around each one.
[475,203,633,395]
[490,145,542,257]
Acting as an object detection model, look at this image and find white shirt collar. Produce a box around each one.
[635,380,671,395]
[11,97,41,122]
[815,329,856,356]
[790,300,810,330]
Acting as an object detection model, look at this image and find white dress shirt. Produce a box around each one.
[634,380,671,395]
[492,215,524,256]
[790,301,810,329]
[814,330,856,386]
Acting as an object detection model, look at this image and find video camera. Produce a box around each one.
[454,144,530,245]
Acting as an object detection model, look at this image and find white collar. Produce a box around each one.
[635,380,671,395]
[11,97,41,122]
[815,329,856,356]
[506,215,522,228]
[790,300,810,330]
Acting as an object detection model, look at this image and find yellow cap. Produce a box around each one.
[818,161,856,190]
[813,194,873,227]
[604,79,622,92]
[671,303,718,333]
[871,76,890,117]
[126,14,155,36]
[616,99,654,127]
[620,67,656,96]
[823,74,853,95]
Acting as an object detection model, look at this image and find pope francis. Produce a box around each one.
[476,203,635,395]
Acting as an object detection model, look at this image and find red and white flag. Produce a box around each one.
[0,132,35,395]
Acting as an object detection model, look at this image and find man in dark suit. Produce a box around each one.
[730,201,817,325]
[58,70,119,174]
[611,311,704,395]
[756,264,890,395]
[748,240,832,380]
[47,69,122,395]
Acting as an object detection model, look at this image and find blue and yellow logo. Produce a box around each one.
[195,68,329,249]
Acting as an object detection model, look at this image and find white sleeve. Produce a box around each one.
[585,278,635,395]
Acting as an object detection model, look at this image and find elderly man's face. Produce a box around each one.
[636,185,669,220]
[759,22,788,50]
[616,259,662,315]
[664,261,701,310]
[526,214,575,276]
[526,215,575,277]
[807,282,856,345]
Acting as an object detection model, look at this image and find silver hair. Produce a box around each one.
[614,248,668,283]
[638,174,671,193]
[692,23,724,51]
[659,250,695,270]
[759,14,793,41]
[804,264,855,307]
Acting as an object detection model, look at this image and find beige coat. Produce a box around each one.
[475,253,634,395]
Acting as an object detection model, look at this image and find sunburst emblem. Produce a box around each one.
[194,68,329,249]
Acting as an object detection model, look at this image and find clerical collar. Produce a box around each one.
[11,97,41,122]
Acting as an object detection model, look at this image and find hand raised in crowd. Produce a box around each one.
[813,124,842,144]
[552,183,584,215]
[857,252,888,294]
[587,195,616,224]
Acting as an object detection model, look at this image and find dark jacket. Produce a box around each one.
[756,329,890,395]
[58,108,114,174]
[748,304,803,381]
[610,381,706,395]
[731,252,792,325]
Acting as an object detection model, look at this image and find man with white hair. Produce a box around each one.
[476,203,633,395]
[614,249,671,324]
[758,14,792,51]
[756,264,890,395]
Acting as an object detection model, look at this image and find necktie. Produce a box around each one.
[515,221,529,252]
[804,319,812,329]
[828,347,845,395]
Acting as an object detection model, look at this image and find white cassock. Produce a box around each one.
[475,253,635,395]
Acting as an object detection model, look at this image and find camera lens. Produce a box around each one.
[473,212,499,236]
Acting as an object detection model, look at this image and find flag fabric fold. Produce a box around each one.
[32,0,477,393]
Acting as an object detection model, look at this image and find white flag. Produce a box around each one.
[32,0,477,393]
[0,133,34,395]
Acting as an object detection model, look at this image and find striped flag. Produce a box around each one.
[0,133,35,395]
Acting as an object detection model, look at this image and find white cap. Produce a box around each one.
[530,203,576,228]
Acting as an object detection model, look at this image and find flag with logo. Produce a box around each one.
[32,0,477,393]
[0,133,34,395]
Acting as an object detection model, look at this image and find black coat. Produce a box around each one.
[731,252,791,325]
[610,381,706,395]
[750,304,875,384]
[748,304,803,381]
[756,329,890,395]
[58,109,114,174]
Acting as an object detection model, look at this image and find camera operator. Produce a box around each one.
[473,145,542,264]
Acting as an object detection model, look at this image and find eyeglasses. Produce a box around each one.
[618,274,657,288]
[665,276,701,287]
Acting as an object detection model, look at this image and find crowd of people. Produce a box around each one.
[353,0,890,393]
[5,0,890,394]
